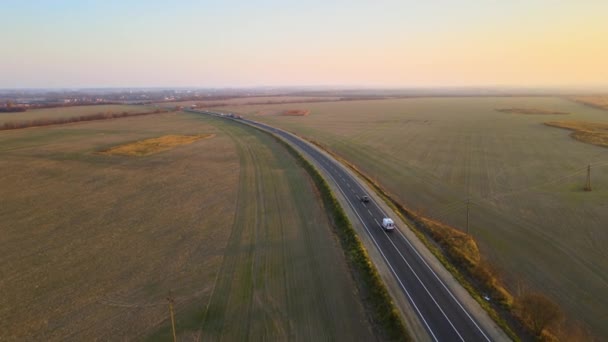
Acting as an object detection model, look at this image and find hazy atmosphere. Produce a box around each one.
[3,1,608,341]
[2,0,607,88]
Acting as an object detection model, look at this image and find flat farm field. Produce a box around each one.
[217,96,608,338]
[0,111,373,340]
[0,104,153,124]
[161,96,341,109]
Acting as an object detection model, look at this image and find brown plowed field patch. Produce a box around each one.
[280,109,310,116]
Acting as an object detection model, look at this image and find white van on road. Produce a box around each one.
[381,218,395,231]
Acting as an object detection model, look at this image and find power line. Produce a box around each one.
[466,198,470,235]
[584,164,592,191]
[167,292,177,342]
[489,160,608,201]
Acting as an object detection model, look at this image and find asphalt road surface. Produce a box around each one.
[191,110,496,341]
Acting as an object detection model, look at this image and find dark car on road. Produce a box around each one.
[361,195,370,203]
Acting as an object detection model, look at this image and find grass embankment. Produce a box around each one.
[304,138,592,341]
[265,130,410,341]
[0,108,167,130]
[545,121,608,148]
[419,218,514,308]
[100,134,213,156]
[497,108,569,115]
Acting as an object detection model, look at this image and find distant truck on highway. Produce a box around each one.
[226,113,243,119]
[382,218,395,231]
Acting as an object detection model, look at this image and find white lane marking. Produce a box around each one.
[367,209,373,216]
[316,164,439,342]
[374,221,466,342]
[394,227,492,342]
[345,173,492,342]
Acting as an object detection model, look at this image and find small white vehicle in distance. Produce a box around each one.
[381,218,395,231]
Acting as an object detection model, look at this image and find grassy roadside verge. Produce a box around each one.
[226,118,411,341]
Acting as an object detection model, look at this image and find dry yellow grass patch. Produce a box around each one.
[420,217,514,306]
[421,217,480,268]
[101,134,213,156]
[545,121,608,148]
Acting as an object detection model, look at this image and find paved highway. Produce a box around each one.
[190,110,499,341]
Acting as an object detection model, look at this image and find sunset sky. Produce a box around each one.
[1,1,607,88]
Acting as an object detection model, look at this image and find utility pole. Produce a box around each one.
[584,164,592,191]
[466,198,470,235]
[167,292,177,342]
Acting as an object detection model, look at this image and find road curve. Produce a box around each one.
[188,110,507,342]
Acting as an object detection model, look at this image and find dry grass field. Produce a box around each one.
[0,104,152,124]
[0,111,373,340]
[216,96,608,339]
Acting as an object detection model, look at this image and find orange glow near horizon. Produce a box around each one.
[1,1,607,88]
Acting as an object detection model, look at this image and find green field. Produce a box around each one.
[218,96,608,338]
[0,111,373,340]
[0,104,153,124]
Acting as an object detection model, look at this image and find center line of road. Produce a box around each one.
[335,164,492,342]
[360,189,492,341]
[377,221,466,342]
[320,168,439,342]
[321,147,483,341]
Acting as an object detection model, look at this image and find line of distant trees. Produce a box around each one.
[0,101,27,112]
[0,101,130,113]
[192,98,340,108]
[26,102,123,109]
[0,107,27,113]
[0,109,168,131]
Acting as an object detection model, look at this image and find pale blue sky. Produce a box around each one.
[1,1,607,88]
